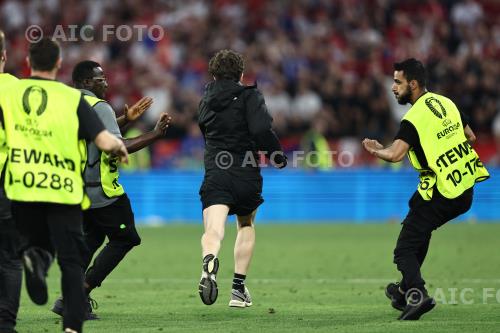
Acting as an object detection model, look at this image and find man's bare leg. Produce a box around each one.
[201,204,229,257]
[234,210,256,275]
[199,204,229,305]
[229,210,256,307]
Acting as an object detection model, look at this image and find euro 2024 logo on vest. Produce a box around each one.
[442,118,452,127]
[22,86,48,117]
[425,96,447,120]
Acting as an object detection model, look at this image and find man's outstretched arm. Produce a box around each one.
[122,112,171,154]
[362,138,410,163]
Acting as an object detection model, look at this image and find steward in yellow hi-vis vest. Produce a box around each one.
[83,94,124,198]
[59,59,167,310]
[0,78,88,205]
[362,58,490,319]
[403,92,489,200]
[2,39,129,333]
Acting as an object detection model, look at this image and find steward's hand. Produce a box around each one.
[154,112,172,135]
[124,97,153,122]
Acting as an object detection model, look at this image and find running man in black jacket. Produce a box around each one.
[198,49,286,307]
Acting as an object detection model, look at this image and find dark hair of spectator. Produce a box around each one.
[394,58,426,88]
[29,38,60,71]
[208,49,244,82]
[72,60,101,85]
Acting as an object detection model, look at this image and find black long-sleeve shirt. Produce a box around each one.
[198,80,284,170]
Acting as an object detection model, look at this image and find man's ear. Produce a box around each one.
[56,57,62,70]
[409,80,417,90]
[26,56,31,69]
[0,50,6,63]
[83,78,92,88]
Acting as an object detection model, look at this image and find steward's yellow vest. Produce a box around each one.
[0,78,89,206]
[0,73,19,173]
[83,95,124,198]
[0,73,18,86]
[403,92,489,200]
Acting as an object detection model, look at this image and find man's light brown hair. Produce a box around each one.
[208,49,244,82]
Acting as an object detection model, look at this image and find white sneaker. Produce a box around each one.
[229,286,253,307]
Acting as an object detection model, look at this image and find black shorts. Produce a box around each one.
[199,169,264,216]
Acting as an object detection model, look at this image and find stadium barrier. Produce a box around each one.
[120,169,499,224]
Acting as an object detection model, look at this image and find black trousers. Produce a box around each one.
[0,218,22,332]
[83,194,141,290]
[394,188,473,291]
[11,202,87,332]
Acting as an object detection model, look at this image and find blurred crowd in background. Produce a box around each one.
[1,0,499,169]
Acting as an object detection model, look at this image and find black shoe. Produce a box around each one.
[51,296,64,316]
[51,296,100,320]
[398,289,436,320]
[22,247,52,305]
[198,254,219,305]
[385,282,406,311]
[86,297,99,320]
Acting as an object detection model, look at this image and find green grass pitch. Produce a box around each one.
[16,224,500,332]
